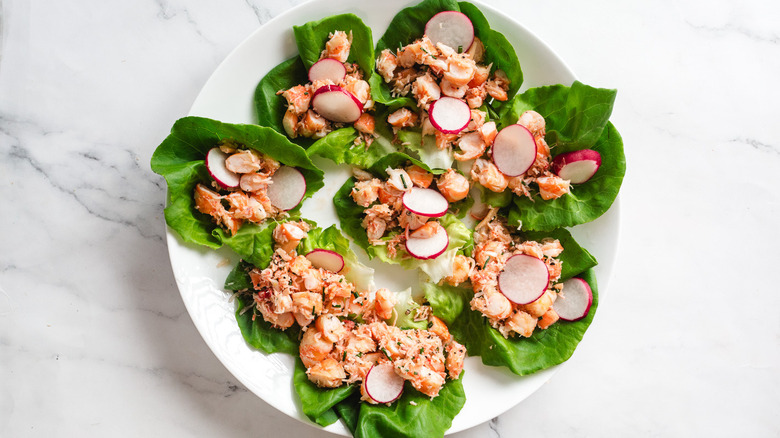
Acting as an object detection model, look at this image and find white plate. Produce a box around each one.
[169,0,620,435]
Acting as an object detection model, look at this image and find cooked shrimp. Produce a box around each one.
[323,30,352,63]
[193,183,241,235]
[299,109,330,139]
[453,132,486,161]
[351,178,381,207]
[387,107,418,129]
[479,121,498,146]
[225,191,267,223]
[465,85,487,109]
[373,288,395,321]
[412,72,441,108]
[225,149,262,174]
[428,316,450,342]
[471,287,512,320]
[440,78,468,98]
[504,309,536,338]
[344,78,370,105]
[257,301,295,329]
[273,221,309,254]
[465,37,485,63]
[292,291,323,327]
[522,290,556,318]
[398,209,428,230]
[445,340,466,379]
[405,164,433,188]
[281,84,311,116]
[409,221,442,239]
[385,168,413,192]
[316,314,348,343]
[239,173,272,193]
[307,357,346,388]
[436,169,470,202]
[445,254,473,286]
[362,215,387,242]
[300,328,334,368]
[536,175,571,200]
[376,49,398,82]
[443,55,476,86]
[537,308,559,330]
[394,359,445,398]
[353,113,375,135]
[435,130,458,150]
[471,158,508,192]
[468,64,490,88]
[282,109,299,138]
[485,70,510,101]
[517,110,546,137]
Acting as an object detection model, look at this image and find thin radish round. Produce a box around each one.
[363,363,404,404]
[308,58,347,83]
[311,85,363,123]
[497,254,550,304]
[405,224,449,260]
[429,97,471,134]
[266,166,306,211]
[305,249,345,273]
[402,187,449,218]
[425,11,474,52]
[205,147,239,188]
[491,124,537,177]
[553,277,593,321]
[552,149,602,184]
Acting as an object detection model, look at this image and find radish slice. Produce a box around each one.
[553,277,593,321]
[308,58,347,83]
[405,225,449,260]
[497,254,550,304]
[363,363,404,404]
[305,249,345,273]
[429,97,470,134]
[552,149,602,184]
[205,147,239,188]
[491,124,537,177]
[402,187,449,218]
[425,11,474,52]
[311,85,363,123]
[266,166,306,211]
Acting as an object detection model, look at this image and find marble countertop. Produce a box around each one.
[2,0,778,436]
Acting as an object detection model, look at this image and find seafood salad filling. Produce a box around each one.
[279,30,376,145]
[445,209,564,338]
[194,141,284,235]
[376,36,505,160]
[242,221,465,401]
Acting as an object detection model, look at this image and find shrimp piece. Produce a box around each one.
[395,359,445,398]
[307,357,346,388]
[353,113,375,135]
[292,292,323,328]
[288,255,312,275]
[272,293,294,315]
[225,191,267,223]
[435,130,458,150]
[471,158,508,192]
[474,240,508,268]
[351,178,382,207]
[344,78,370,105]
[546,259,562,283]
[522,290,556,318]
[485,70,510,101]
[273,221,309,254]
[465,85,487,109]
[398,208,428,230]
[385,167,413,192]
[465,37,485,63]
[323,30,352,63]
[390,68,418,96]
[405,164,433,188]
[443,55,476,86]
[468,64,490,88]
[374,288,396,321]
[316,314,348,343]
[352,167,374,181]
[540,238,563,257]
[538,308,560,330]
[445,254,473,286]
[239,173,271,193]
[300,328,334,368]
[440,78,468,99]
[436,169,470,202]
[453,132,486,162]
[428,316,450,342]
[466,109,486,132]
[345,326,377,355]
[505,310,536,338]
[225,149,262,174]
[193,184,241,235]
[257,301,295,329]
[409,221,442,239]
[362,215,387,242]
[412,73,441,109]
[387,107,418,129]
[471,287,512,320]
[536,175,571,200]
[517,110,546,137]
[281,84,311,116]
[282,109,299,138]
[376,49,398,82]
[299,109,330,139]
[479,121,498,146]
[445,340,466,379]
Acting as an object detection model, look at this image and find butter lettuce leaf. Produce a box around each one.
[294,359,357,427]
[150,117,324,265]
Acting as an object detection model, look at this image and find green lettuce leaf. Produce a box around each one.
[254,14,374,148]
[306,127,396,169]
[372,0,522,107]
[425,228,598,375]
[293,358,357,427]
[150,117,324,265]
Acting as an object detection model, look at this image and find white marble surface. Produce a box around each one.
[1,0,778,436]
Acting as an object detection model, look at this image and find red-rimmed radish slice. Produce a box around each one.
[552,149,602,184]
[205,147,239,188]
[266,166,306,211]
[402,187,448,218]
[405,224,449,260]
[305,249,345,273]
[429,97,470,134]
[491,124,536,177]
[363,363,404,404]
[553,277,593,321]
[308,58,347,83]
[425,11,474,52]
[311,85,362,123]
[497,254,550,304]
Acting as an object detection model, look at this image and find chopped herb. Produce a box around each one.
[352,290,359,299]
[400,174,408,189]
[397,341,402,346]
[381,347,391,358]
[414,371,418,375]
[356,352,363,358]
[458,45,463,53]
[427,321,434,329]
[332,304,342,308]
[483,256,491,270]
[419,347,424,354]
[342,351,347,361]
